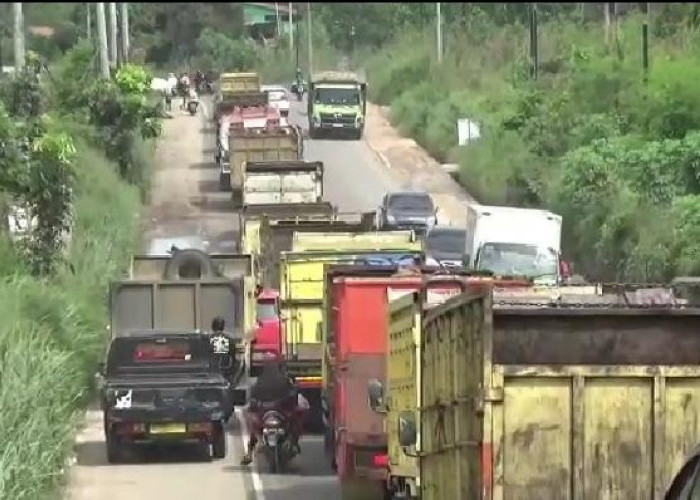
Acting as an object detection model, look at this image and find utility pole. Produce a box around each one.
[642,2,650,82]
[275,2,281,39]
[288,2,293,59]
[295,7,300,75]
[13,3,24,71]
[108,2,117,68]
[529,2,539,80]
[120,2,129,63]
[436,2,442,63]
[96,3,110,78]
[307,2,313,75]
[86,3,92,40]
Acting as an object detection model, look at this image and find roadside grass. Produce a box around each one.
[0,140,143,499]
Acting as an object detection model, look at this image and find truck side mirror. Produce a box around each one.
[367,378,385,412]
[398,411,417,448]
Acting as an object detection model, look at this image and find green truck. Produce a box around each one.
[307,71,367,140]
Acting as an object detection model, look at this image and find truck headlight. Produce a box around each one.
[356,115,363,125]
[386,215,396,224]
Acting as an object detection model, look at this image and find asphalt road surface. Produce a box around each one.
[65,94,401,500]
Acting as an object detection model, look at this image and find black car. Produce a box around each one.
[99,330,236,463]
[376,191,438,235]
[425,225,468,267]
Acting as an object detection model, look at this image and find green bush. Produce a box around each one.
[0,142,140,499]
[359,11,700,282]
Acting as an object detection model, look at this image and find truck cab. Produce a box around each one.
[466,204,563,285]
[250,287,284,373]
[308,71,367,140]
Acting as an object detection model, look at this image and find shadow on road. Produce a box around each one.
[198,179,223,194]
[189,195,235,212]
[74,440,214,467]
[189,161,213,170]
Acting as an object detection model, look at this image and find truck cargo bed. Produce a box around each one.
[243,161,323,207]
[388,291,700,500]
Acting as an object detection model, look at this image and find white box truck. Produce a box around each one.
[465,204,563,284]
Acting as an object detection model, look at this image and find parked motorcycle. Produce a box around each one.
[260,409,297,473]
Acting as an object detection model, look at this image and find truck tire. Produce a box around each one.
[105,430,123,464]
[354,128,363,140]
[211,422,227,459]
[309,127,319,140]
[164,248,216,280]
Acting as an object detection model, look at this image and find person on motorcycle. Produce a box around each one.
[179,73,191,109]
[240,361,309,466]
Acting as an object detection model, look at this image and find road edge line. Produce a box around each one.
[235,407,266,500]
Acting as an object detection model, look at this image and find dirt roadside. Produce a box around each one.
[363,102,475,226]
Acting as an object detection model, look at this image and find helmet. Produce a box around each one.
[211,316,225,332]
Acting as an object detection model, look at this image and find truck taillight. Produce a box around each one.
[372,453,389,468]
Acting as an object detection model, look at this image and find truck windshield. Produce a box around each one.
[477,242,558,278]
[427,230,467,254]
[256,300,278,321]
[314,87,360,106]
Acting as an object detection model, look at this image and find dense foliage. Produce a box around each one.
[340,4,700,282]
[0,38,161,498]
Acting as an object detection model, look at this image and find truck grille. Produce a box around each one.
[320,112,356,125]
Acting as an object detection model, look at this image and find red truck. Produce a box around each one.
[322,266,489,498]
[249,287,284,376]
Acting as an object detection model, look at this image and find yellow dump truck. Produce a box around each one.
[279,231,423,430]
[372,288,700,499]
[240,207,375,287]
[222,127,303,206]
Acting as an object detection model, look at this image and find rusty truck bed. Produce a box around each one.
[390,291,700,500]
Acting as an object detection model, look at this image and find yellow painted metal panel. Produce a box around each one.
[583,378,652,500]
[292,231,419,252]
[386,292,421,479]
[501,378,572,500]
[664,379,700,490]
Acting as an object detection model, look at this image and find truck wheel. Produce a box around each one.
[211,422,227,459]
[309,127,319,140]
[354,129,363,140]
[105,430,123,464]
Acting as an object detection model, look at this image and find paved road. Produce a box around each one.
[65,95,401,500]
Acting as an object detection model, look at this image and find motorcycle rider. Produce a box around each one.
[240,361,309,466]
[179,72,191,109]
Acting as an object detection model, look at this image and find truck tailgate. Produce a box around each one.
[243,161,323,206]
[110,280,244,338]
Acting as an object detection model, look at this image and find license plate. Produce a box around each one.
[332,123,344,128]
[149,423,186,434]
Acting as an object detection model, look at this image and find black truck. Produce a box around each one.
[99,330,233,463]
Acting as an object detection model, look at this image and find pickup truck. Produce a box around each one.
[99,330,232,463]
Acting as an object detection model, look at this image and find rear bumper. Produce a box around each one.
[105,406,228,424]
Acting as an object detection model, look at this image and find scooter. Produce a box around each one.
[260,409,298,473]
[291,82,305,102]
[186,92,199,116]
